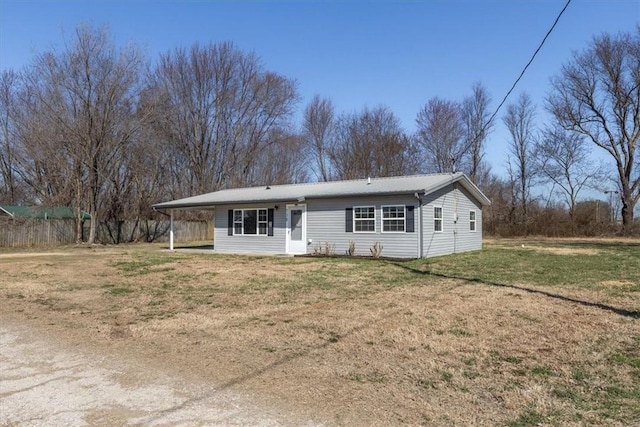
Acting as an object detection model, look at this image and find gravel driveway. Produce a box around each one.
[0,322,316,426]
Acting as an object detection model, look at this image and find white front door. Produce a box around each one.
[286,204,306,254]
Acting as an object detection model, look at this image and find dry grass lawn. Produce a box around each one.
[1,238,638,426]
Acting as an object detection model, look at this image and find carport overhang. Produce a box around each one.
[152,205,217,251]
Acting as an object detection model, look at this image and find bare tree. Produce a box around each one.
[0,70,20,204]
[302,95,335,182]
[13,110,77,207]
[535,124,603,220]
[503,92,537,228]
[481,173,516,236]
[130,89,178,218]
[461,82,493,182]
[547,29,640,232]
[17,24,146,243]
[329,106,417,180]
[415,98,466,174]
[150,41,299,196]
[13,70,84,238]
[249,129,308,186]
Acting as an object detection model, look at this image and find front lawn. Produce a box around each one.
[1,238,638,426]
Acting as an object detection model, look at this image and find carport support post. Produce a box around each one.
[169,210,174,251]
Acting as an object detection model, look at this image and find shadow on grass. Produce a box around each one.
[172,244,214,250]
[138,305,402,424]
[126,256,640,424]
[393,263,640,320]
[490,238,640,250]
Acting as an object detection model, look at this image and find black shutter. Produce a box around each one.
[228,210,234,236]
[268,208,274,236]
[406,205,415,232]
[345,208,353,232]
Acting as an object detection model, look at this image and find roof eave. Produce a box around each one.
[152,202,218,210]
[421,173,491,206]
[152,174,491,210]
[457,176,491,206]
[152,189,427,210]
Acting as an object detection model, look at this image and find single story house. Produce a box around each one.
[152,172,491,258]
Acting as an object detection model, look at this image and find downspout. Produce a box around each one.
[415,192,423,258]
[453,183,459,254]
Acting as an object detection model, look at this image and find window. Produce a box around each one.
[258,209,268,235]
[233,210,242,235]
[470,210,476,232]
[382,205,405,232]
[354,206,375,232]
[233,208,268,235]
[434,206,443,232]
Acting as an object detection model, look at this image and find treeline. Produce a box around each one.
[0,24,638,242]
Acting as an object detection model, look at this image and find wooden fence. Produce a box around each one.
[0,218,210,248]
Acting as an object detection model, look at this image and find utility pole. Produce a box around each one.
[603,190,619,224]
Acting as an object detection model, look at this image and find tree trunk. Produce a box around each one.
[88,209,97,244]
[621,186,634,233]
[87,165,99,245]
[75,169,83,243]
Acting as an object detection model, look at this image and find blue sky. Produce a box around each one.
[1,0,638,184]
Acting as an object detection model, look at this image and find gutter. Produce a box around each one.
[152,207,171,217]
[152,190,430,210]
[415,192,423,258]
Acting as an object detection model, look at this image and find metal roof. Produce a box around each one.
[0,205,91,220]
[153,173,491,210]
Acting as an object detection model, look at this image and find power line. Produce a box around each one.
[482,0,572,136]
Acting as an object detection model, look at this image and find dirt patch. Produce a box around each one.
[600,280,635,287]
[486,236,640,245]
[0,251,74,258]
[531,246,600,256]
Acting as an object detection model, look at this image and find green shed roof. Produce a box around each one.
[0,205,91,220]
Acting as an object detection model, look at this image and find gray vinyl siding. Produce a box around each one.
[306,195,419,258]
[214,203,286,254]
[454,186,483,253]
[421,183,483,258]
[212,186,483,258]
[214,197,420,257]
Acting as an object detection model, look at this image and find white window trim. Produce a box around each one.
[381,205,406,233]
[353,205,376,233]
[470,209,477,232]
[434,206,443,233]
[232,208,268,236]
[233,210,242,235]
